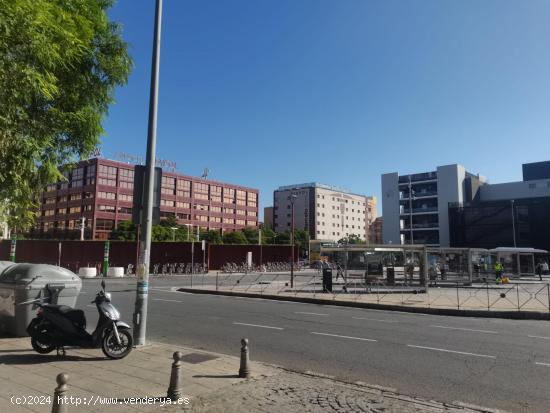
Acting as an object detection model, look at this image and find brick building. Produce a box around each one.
[35,158,259,240]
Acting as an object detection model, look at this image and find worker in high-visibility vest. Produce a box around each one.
[494,262,504,283]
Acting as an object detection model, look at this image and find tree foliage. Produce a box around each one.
[0,0,132,229]
[222,231,248,244]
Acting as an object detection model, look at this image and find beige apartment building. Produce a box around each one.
[273,183,377,242]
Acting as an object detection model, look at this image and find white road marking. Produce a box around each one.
[429,325,498,334]
[352,317,398,323]
[233,322,284,330]
[295,311,329,316]
[310,332,377,342]
[407,344,496,359]
[152,298,182,303]
[535,362,550,367]
[86,305,95,308]
[528,335,550,340]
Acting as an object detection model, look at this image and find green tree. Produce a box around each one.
[222,231,248,245]
[241,226,259,244]
[274,231,291,244]
[152,225,172,242]
[293,229,310,256]
[261,227,276,244]
[201,230,222,245]
[0,0,132,228]
[338,234,366,245]
[110,220,136,241]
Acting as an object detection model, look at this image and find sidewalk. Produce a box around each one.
[0,337,504,413]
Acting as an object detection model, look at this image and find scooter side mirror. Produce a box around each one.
[101,280,106,291]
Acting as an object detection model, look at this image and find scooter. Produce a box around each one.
[26,280,133,359]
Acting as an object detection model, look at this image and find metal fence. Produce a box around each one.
[185,269,550,314]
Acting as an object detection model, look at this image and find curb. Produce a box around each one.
[177,288,550,320]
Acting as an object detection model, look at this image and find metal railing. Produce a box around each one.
[185,269,550,314]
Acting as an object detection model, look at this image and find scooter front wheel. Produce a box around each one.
[102,328,133,359]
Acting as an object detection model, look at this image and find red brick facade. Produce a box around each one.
[36,158,259,240]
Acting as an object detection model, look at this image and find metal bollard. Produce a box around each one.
[238,338,251,378]
[51,373,69,413]
[167,351,183,400]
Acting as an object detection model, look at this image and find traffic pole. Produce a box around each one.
[102,240,110,277]
[133,0,163,346]
[9,234,16,262]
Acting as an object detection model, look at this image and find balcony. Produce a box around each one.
[400,207,439,215]
[400,190,438,200]
[398,172,437,184]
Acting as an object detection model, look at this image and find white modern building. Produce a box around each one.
[381,164,486,247]
[273,183,377,242]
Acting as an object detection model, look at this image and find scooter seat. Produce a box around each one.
[44,304,86,329]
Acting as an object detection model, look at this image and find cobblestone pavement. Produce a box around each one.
[191,370,503,413]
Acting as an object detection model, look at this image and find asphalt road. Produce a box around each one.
[77,277,550,413]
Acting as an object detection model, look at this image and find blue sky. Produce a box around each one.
[103,0,550,219]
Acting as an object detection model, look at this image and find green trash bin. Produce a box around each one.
[0,263,82,336]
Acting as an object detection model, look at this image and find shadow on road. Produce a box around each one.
[0,353,107,364]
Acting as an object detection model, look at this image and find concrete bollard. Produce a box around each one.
[51,373,69,413]
[167,351,183,400]
[238,338,251,378]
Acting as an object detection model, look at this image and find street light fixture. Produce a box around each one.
[288,194,297,288]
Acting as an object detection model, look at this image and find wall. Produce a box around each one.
[480,179,550,202]
[381,172,400,244]
[436,164,465,247]
[0,240,296,272]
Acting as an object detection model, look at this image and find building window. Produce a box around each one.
[98,191,116,200]
[85,164,96,185]
[236,190,247,206]
[176,201,190,209]
[44,209,55,217]
[119,193,133,202]
[98,205,116,213]
[45,197,56,204]
[161,176,176,195]
[211,206,222,212]
[246,220,256,226]
[96,219,115,230]
[211,185,222,202]
[118,206,132,214]
[160,199,175,207]
[247,192,257,207]
[194,182,209,200]
[69,206,81,214]
[223,218,234,224]
[224,207,234,214]
[98,165,117,186]
[177,179,191,197]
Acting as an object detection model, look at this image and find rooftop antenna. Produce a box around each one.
[201,168,209,179]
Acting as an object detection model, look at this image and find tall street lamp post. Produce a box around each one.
[171,227,178,242]
[133,0,163,346]
[289,194,297,288]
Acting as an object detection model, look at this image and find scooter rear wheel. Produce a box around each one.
[102,328,133,359]
[31,335,56,354]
